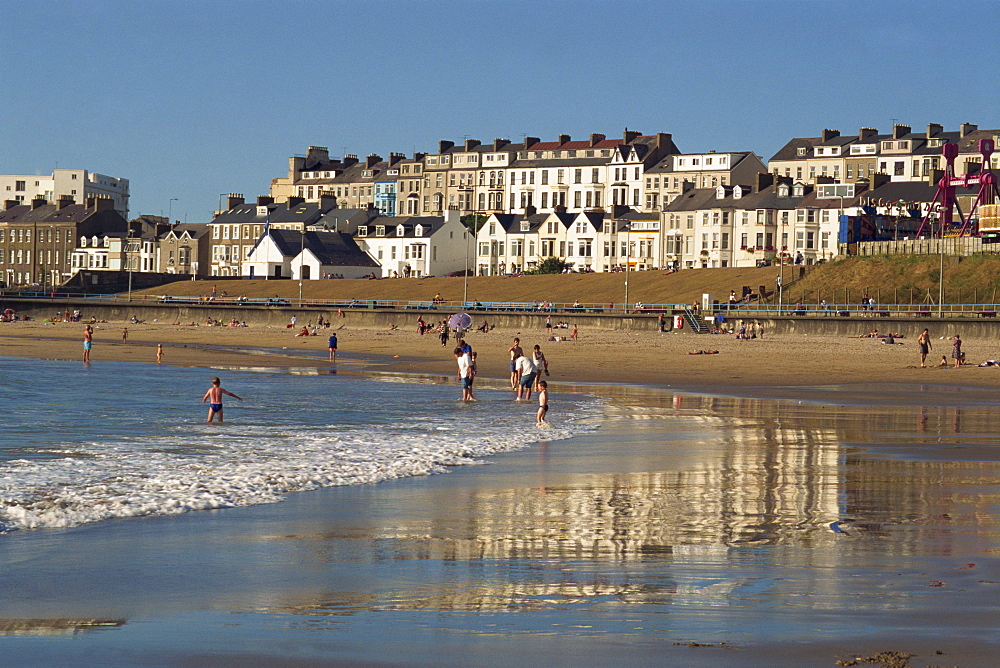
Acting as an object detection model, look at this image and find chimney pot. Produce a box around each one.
[926,123,943,139]
[227,194,245,210]
[31,197,47,210]
[892,124,911,140]
[257,195,274,206]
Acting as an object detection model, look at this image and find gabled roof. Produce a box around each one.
[256,229,379,268]
[160,222,210,240]
[359,215,451,238]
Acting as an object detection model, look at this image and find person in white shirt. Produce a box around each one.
[514,353,538,401]
[454,347,474,401]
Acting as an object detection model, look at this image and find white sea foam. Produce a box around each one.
[0,377,600,533]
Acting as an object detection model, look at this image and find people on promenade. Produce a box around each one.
[202,377,242,423]
[917,328,932,367]
[83,325,93,363]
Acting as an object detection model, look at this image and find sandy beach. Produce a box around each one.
[2,316,1000,667]
[2,316,997,395]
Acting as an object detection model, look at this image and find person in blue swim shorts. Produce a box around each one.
[201,376,243,423]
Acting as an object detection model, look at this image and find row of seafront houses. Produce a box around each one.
[2,122,1000,288]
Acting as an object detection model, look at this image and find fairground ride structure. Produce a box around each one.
[914,138,1000,240]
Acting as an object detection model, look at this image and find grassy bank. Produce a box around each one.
[136,254,1000,307]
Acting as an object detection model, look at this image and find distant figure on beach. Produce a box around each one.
[537,380,549,426]
[83,325,93,362]
[328,333,338,361]
[952,334,963,368]
[545,315,552,334]
[514,353,538,401]
[417,314,425,335]
[156,343,163,364]
[439,321,450,347]
[121,327,128,343]
[571,325,578,340]
[508,338,523,389]
[202,377,242,423]
[917,328,932,367]
[454,347,474,401]
[938,355,949,367]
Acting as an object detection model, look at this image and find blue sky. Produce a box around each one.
[3,0,998,221]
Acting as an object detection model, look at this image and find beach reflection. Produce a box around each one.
[261,390,1000,619]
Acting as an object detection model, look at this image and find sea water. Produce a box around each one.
[0,357,597,533]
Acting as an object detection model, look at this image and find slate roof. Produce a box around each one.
[0,202,104,224]
[361,215,451,238]
[263,229,378,268]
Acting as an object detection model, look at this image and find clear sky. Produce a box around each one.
[3,0,998,221]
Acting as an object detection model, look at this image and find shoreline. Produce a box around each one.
[4,319,1000,410]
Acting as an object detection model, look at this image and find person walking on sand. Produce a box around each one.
[917,328,932,367]
[328,333,338,362]
[545,315,552,335]
[537,380,549,426]
[156,343,163,364]
[952,334,963,368]
[83,325,93,362]
[121,327,128,343]
[202,377,242,423]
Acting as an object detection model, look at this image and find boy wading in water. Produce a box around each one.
[202,377,243,423]
[537,380,549,426]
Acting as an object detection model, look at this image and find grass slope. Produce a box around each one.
[138,254,1000,306]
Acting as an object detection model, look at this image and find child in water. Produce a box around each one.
[202,376,243,423]
[537,381,549,426]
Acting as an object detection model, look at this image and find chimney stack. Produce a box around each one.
[755,172,774,193]
[961,122,978,137]
[31,197,47,210]
[318,193,337,211]
[927,168,944,186]
[227,193,245,209]
[926,123,943,139]
[589,133,605,146]
[57,194,74,210]
[558,134,571,145]
[523,136,540,149]
[343,154,359,167]
[256,195,274,206]
[365,153,381,169]
[492,138,509,151]
[524,205,537,216]
[411,152,426,162]
[287,196,305,209]
[821,129,840,142]
[892,124,911,139]
[464,138,481,151]
[438,140,454,154]
[5,199,19,210]
[388,152,405,166]
[858,127,878,140]
[92,197,113,212]
[305,145,330,168]
[870,172,890,189]
[623,128,641,144]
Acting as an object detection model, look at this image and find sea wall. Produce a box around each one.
[3,297,999,337]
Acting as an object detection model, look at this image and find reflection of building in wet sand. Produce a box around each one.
[263,393,1000,618]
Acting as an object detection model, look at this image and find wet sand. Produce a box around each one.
[2,321,1000,666]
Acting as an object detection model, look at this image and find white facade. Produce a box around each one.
[355,210,469,278]
[0,169,129,217]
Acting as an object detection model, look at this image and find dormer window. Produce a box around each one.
[733,186,743,199]
[357,226,368,237]
[793,185,805,197]
[396,225,405,236]
[80,236,87,247]
[363,170,373,178]
[716,186,726,199]
[778,184,790,197]
[375,226,385,237]
[797,147,808,157]
[520,221,530,231]
[414,225,424,237]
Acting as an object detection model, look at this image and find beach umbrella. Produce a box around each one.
[449,312,472,330]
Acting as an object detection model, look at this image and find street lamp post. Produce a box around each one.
[168,198,178,224]
[463,213,474,306]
